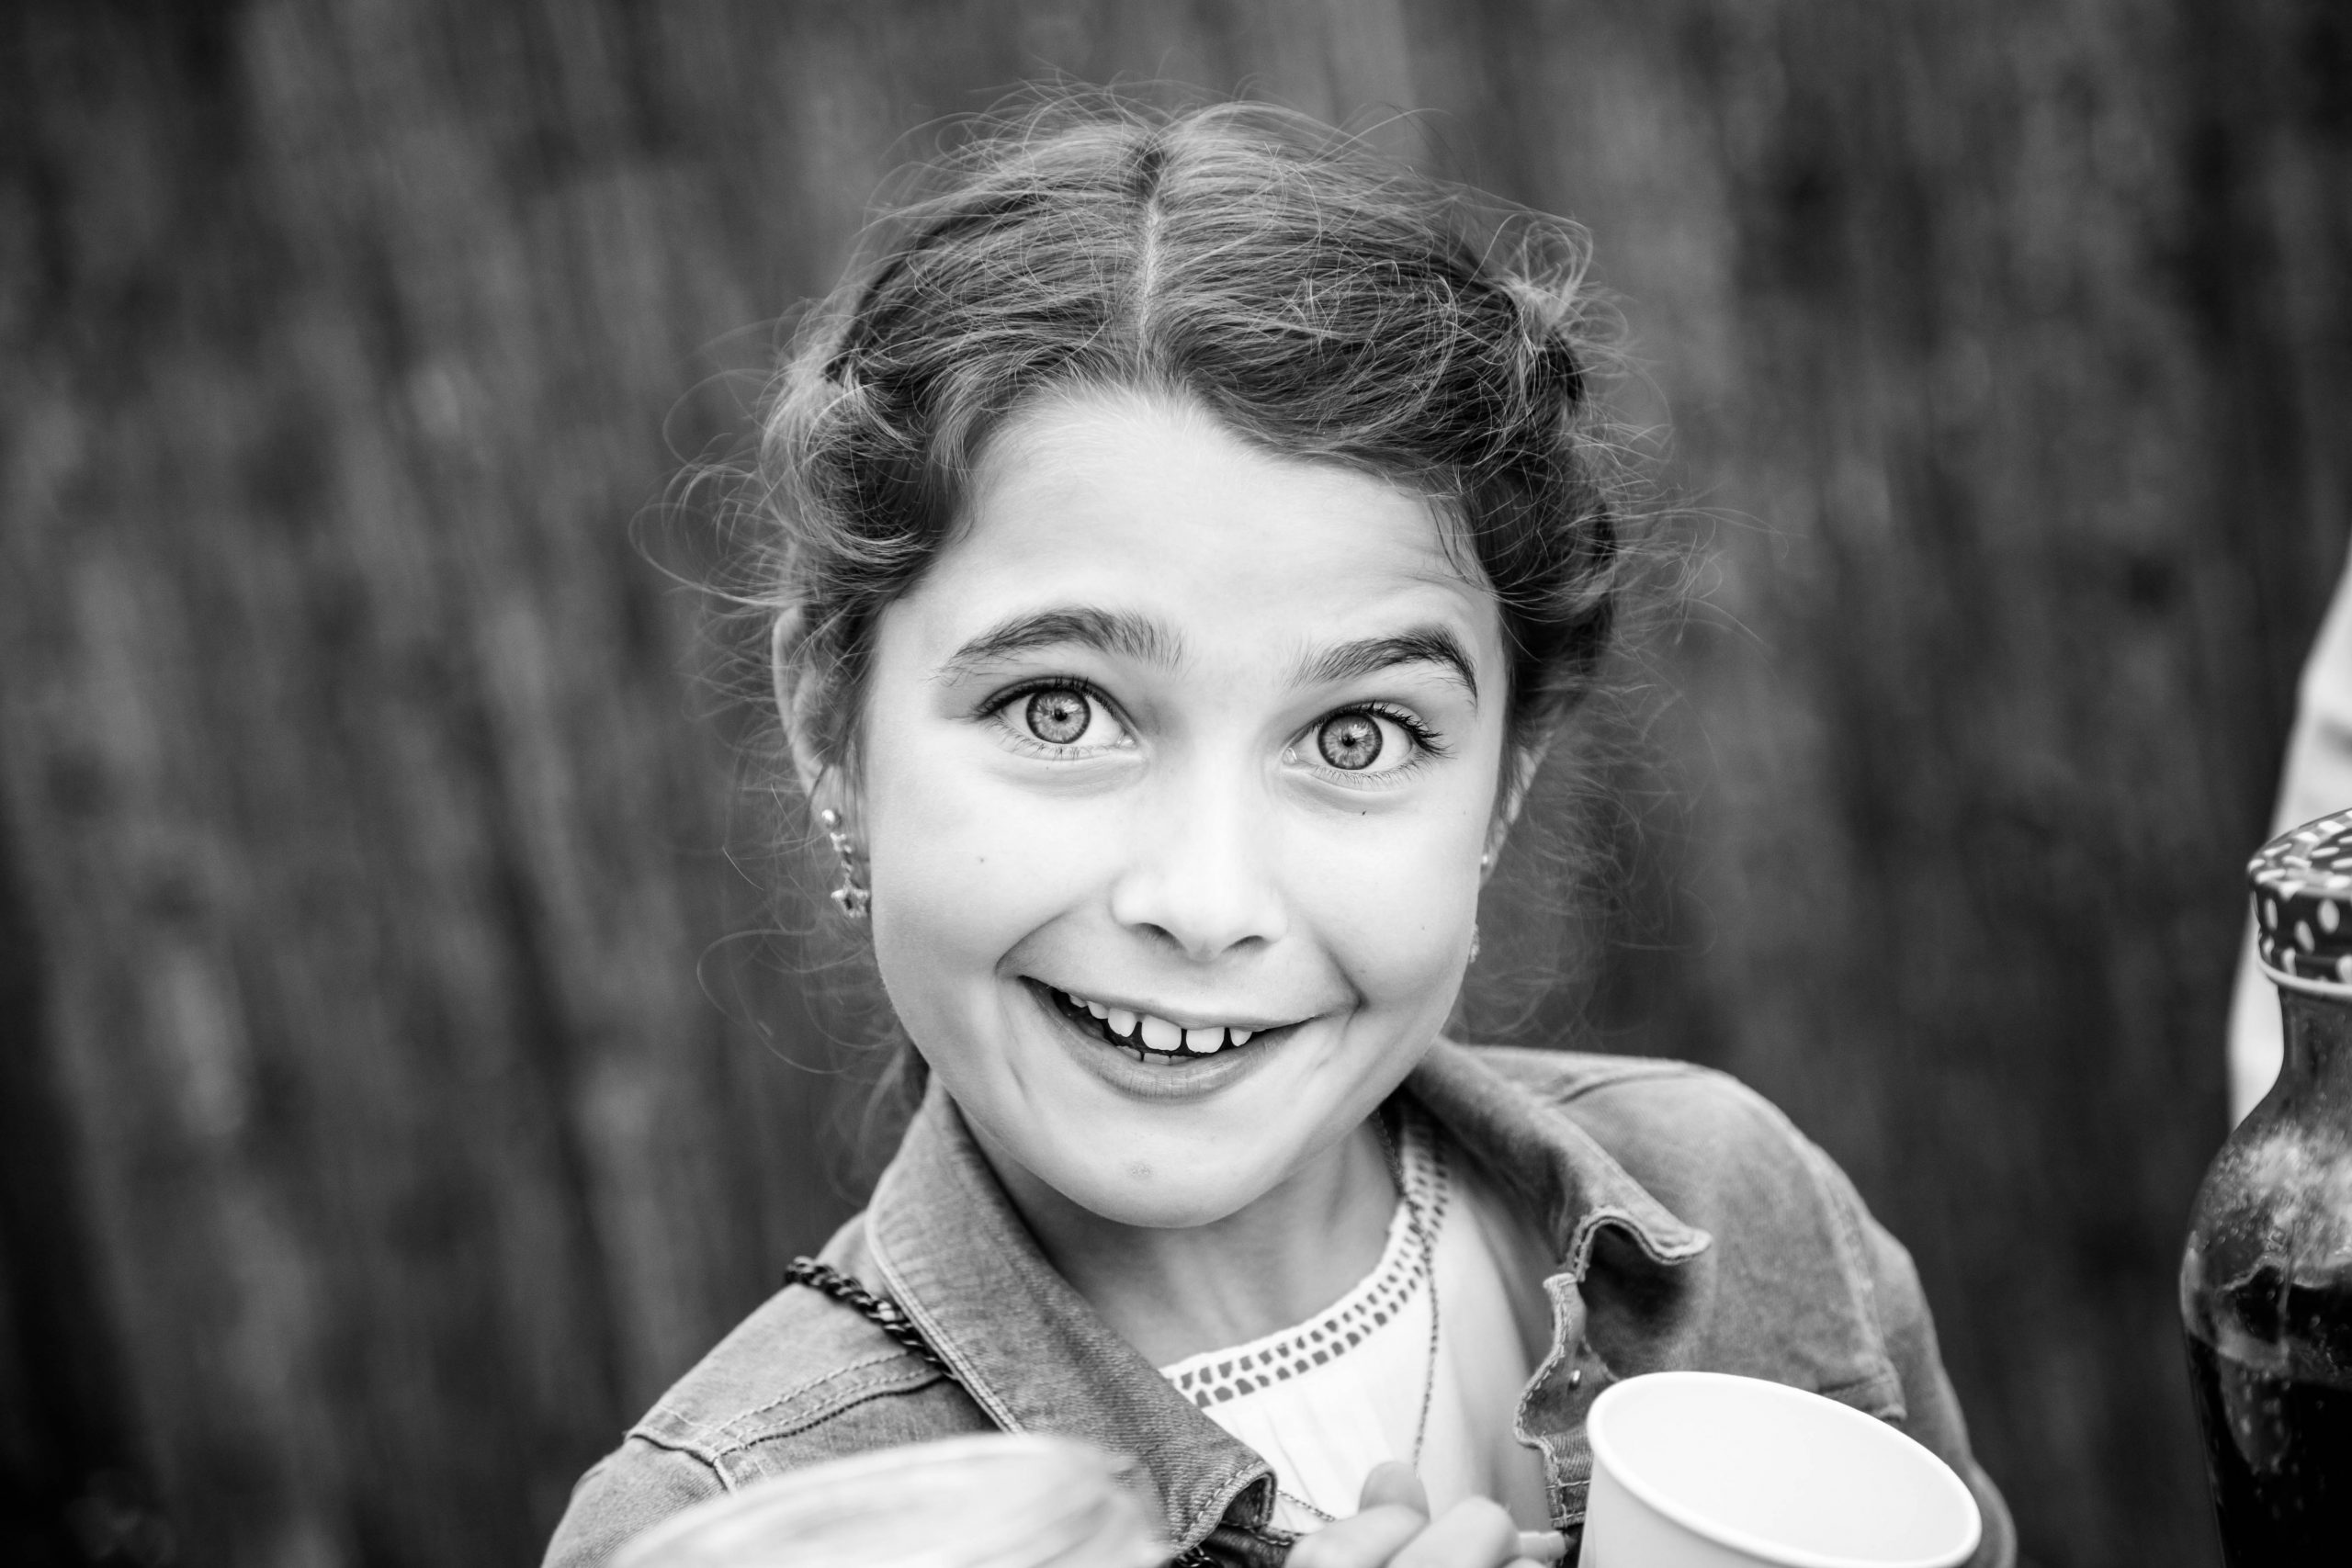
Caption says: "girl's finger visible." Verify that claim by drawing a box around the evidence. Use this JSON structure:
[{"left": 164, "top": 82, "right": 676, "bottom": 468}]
[
  {"left": 1514, "top": 1531, "right": 1568, "bottom": 1563},
  {"left": 1389, "top": 1496, "right": 1521, "bottom": 1568},
  {"left": 1283, "top": 1505, "right": 1429, "bottom": 1568},
  {"left": 1357, "top": 1461, "right": 1430, "bottom": 1516}
]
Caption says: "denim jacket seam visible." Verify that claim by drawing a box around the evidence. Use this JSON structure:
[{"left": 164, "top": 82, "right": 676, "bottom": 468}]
[
  {"left": 1221, "top": 1518, "right": 1295, "bottom": 1557},
  {"left": 1203, "top": 1517, "right": 1295, "bottom": 1568},
  {"left": 639, "top": 1349, "right": 947, "bottom": 1458},
  {"left": 869, "top": 1182, "right": 1032, "bottom": 1438},
  {"left": 1561, "top": 1201, "right": 1713, "bottom": 1277},
  {"left": 724, "top": 1360, "right": 954, "bottom": 1453},
  {"left": 1174, "top": 1469, "right": 1284, "bottom": 1557},
  {"left": 715, "top": 1351, "right": 948, "bottom": 1450},
  {"left": 612, "top": 1422, "right": 729, "bottom": 1480},
  {"left": 1512, "top": 1273, "right": 1593, "bottom": 1529}
]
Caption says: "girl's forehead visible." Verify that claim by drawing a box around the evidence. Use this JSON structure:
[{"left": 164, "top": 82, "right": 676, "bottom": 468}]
[{"left": 920, "top": 388, "right": 1499, "bottom": 640}]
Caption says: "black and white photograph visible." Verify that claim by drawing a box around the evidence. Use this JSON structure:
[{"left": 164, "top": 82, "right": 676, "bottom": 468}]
[{"left": 4, "top": 6, "right": 2348, "bottom": 1568}]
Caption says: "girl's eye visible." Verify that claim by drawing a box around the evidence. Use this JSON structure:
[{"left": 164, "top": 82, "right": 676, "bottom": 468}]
[
  {"left": 1311, "top": 709, "right": 1423, "bottom": 774},
  {"left": 1017, "top": 686, "right": 1111, "bottom": 747},
  {"left": 1026, "top": 688, "right": 1090, "bottom": 744},
  {"left": 1318, "top": 713, "right": 1384, "bottom": 770}
]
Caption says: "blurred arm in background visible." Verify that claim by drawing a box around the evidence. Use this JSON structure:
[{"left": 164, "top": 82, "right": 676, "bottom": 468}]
[{"left": 2229, "top": 542, "right": 2352, "bottom": 1122}]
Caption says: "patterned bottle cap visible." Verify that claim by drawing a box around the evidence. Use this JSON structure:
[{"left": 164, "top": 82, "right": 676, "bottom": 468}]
[{"left": 2251, "top": 807, "right": 2352, "bottom": 988}]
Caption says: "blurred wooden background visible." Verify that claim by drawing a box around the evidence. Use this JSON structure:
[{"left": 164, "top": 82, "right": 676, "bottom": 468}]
[{"left": 4, "top": 3, "right": 2346, "bottom": 1566}]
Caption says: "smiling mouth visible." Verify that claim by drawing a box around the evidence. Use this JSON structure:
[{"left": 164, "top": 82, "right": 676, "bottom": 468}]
[{"left": 1024, "top": 979, "right": 1295, "bottom": 1066}]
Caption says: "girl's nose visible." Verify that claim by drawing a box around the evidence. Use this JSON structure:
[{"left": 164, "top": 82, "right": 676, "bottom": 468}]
[{"left": 1106, "top": 768, "right": 1288, "bottom": 962}]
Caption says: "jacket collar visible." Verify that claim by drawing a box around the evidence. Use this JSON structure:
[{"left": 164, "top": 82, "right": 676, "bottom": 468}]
[
  {"left": 862, "top": 1041, "right": 1708, "bottom": 1551},
  {"left": 1404, "top": 1044, "right": 1710, "bottom": 1278}
]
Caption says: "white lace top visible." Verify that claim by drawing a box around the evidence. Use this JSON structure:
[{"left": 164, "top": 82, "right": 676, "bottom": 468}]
[{"left": 1157, "top": 1114, "right": 1551, "bottom": 1533}]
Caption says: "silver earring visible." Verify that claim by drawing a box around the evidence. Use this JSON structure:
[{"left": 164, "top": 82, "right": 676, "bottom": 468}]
[
  {"left": 1468, "top": 924, "right": 1481, "bottom": 964},
  {"left": 817, "top": 807, "right": 869, "bottom": 919}
]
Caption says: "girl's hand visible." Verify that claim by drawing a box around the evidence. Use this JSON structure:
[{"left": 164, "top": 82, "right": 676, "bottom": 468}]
[{"left": 1283, "top": 1463, "right": 1566, "bottom": 1568}]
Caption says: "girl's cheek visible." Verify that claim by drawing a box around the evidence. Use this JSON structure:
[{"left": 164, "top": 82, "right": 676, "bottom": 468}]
[
  {"left": 1293, "top": 828, "right": 1481, "bottom": 987},
  {"left": 865, "top": 750, "right": 1111, "bottom": 942}
]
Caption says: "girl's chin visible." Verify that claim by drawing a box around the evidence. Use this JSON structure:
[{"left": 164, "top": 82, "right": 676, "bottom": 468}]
[
  {"left": 1021, "top": 1155, "right": 1287, "bottom": 1232},
  {"left": 967, "top": 1081, "right": 1321, "bottom": 1229},
  {"left": 989, "top": 1085, "right": 1373, "bottom": 1232}
]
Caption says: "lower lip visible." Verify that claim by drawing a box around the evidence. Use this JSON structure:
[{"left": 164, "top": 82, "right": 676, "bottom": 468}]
[{"left": 1022, "top": 980, "right": 1291, "bottom": 1100}]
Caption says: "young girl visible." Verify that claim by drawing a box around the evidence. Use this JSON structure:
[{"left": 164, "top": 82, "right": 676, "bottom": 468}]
[{"left": 546, "top": 98, "right": 2014, "bottom": 1568}]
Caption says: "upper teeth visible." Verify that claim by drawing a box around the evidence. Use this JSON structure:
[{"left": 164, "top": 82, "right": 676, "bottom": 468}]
[{"left": 1061, "top": 991, "right": 1256, "bottom": 1053}]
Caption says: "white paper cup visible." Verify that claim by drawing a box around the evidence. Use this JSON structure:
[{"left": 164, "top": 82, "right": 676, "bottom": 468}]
[{"left": 1581, "top": 1371, "right": 1982, "bottom": 1568}]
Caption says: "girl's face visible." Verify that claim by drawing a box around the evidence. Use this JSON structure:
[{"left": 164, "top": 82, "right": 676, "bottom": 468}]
[{"left": 852, "top": 388, "right": 1512, "bottom": 1230}]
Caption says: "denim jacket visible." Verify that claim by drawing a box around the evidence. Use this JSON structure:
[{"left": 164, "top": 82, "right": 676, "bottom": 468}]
[{"left": 545, "top": 1044, "right": 2016, "bottom": 1568}]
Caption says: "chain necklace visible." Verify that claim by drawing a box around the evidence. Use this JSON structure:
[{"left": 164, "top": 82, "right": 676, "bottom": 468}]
[{"left": 1275, "top": 1111, "right": 1442, "bottom": 1528}]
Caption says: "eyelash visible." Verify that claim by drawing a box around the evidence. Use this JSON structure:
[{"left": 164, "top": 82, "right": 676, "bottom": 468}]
[{"left": 1295, "top": 703, "right": 1450, "bottom": 789}]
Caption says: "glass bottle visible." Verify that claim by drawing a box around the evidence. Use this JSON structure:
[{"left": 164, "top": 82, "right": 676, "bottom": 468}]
[
  {"left": 2181, "top": 808, "right": 2352, "bottom": 1567},
  {"left": 613, "top": 1432, "right": 1170, "bottom": 1568}
]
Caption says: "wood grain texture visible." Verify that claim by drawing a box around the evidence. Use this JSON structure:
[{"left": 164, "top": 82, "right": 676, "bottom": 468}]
[{"left": 3, "top": 3, "right": 2346, "bottom": 1565}]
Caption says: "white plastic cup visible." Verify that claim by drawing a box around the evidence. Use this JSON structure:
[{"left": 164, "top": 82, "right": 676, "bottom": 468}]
[{"left": 1581, "top": 1371, "right": 1983, "bottom": 1568}]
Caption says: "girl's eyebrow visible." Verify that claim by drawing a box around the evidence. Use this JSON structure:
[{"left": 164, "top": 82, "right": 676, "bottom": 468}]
[
  {"left": 935, "top": 610, "right": 1477, "bottom": 704},
  {"left": 935, "top": 607, "right": 1184, "bottom": 682},
  {"left": 1295, "top": 627, "right": 1480, "bottom": 705}
]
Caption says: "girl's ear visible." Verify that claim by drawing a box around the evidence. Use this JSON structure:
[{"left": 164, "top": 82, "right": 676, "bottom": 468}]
[
  {"left": 774, "top": 609, "right": 866, "bottom": 837},
  {"left": 1484, "top": 734, "right": 1552, "bottom": 879},
  {"left": 772, "top": 610, "right": 828, "bottom": 802}
]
